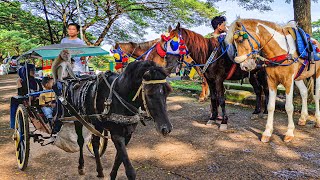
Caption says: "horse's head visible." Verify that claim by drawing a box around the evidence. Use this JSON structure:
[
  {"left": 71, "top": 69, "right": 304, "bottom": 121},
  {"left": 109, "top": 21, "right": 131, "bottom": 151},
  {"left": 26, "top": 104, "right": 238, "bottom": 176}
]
[
  {"left": 153, "top": 25, "right": 185, "bottom": 74},
  {"left": 140, "top": 66, "right": 173, "bottom": 136},
  {"left": 227, "top": 20, "right": 260, "bottom": 71},
  {"left": 161, "top": 23, "right": 190, "bottom": 72}
]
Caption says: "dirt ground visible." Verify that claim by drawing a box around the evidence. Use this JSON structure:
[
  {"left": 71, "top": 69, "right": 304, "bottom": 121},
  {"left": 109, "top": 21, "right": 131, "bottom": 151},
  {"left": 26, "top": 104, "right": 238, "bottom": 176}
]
[{"left": 1, "top": 73, "right": 320, "bottom": 180}]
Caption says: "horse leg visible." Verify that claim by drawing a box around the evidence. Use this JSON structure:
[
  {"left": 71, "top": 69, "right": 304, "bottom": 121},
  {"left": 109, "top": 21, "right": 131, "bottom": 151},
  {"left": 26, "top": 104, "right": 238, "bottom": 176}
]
[
  {"left": 295, "top": 80, "right": 309, "bottom": 126},
  {"left": 206, "top": 81, "right": 218, "bottom": 125},
  {"left": 75, "top": 122, "right": 85, "bottom": 175},
  {"left": 216, "top": 78, "right": 228, "bottom": 130},
  {"left": 110, "top": 133, "right": 135, "bottom": 180},
  {"left": 283, "top": 77, "right": 295, "bottom": 142},
  {"left": 261, "top": 78, "right": 279, "bottom": 143},
  {"left": 249, "top": 73, "right": 262, "bottom": 119},
  {"left": 261, "top": 75, "right": 269, "bottom": 117},
  {"left": 203, "top": 78, "right": 210, "bottom": 100},
  {"left": 92, "top": 129, "right": 106, "bottom": 177},
  {"left": 110, "top": 133, "right": 133, "bottom": 180},
  {"left": 195, "top": 67, "right": 207, "bottom": 102},
  {"left": 313, "top": 77, "right": 320, "bottom": 128}
]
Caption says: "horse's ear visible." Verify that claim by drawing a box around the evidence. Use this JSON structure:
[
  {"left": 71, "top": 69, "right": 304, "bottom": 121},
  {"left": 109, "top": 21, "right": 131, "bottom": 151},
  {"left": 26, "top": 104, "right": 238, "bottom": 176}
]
[
  {"left": 165, "top": 67, "right": 174, "bottom": 75},
  {"left": 235, "top": 21, "right": 242, "bottom": 28},
  {"left": 176, "top": 22, "right": 181, "bottom": 30},
  {"left": 168, "top": 25, "right": 172, "bottom": 32}
]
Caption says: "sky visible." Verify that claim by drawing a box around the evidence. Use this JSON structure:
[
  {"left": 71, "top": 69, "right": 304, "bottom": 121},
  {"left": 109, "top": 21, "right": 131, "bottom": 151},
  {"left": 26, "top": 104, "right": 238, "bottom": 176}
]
[{"left": 144, "top": 0, "right": 320, "bottom": 40}]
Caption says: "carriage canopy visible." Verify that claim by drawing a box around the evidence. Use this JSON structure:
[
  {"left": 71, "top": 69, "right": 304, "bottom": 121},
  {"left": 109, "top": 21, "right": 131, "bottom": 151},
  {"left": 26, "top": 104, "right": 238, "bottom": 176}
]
[{"left": 17, "top": 43, "right": 109, "bottom": 60}]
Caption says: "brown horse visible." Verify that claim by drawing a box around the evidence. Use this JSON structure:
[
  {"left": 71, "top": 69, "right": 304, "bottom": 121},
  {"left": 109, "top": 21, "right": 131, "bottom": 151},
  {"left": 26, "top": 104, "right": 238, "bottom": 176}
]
[
  {"left": 167, "top": 23, "right": 269, "bottom": 130},
  {"left": 228, "top": 18, "right": 320, "bottom": 142},
  {"left": 115, "top": 33, "right": 210, "bottom": 102}
]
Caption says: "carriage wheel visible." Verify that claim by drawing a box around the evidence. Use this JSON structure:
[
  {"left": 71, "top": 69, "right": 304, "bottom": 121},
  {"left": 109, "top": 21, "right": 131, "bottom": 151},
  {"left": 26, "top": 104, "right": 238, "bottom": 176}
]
[
  {"left": 14, "top": 105, "right": 30, "bottom": 170},
  {"left": 86, "top": 130, "right": 107, "bottom": 157}
]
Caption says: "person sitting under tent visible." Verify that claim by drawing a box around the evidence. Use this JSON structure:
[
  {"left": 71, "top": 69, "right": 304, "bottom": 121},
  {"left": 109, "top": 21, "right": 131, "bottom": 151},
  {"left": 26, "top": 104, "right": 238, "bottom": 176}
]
[{"left": 17, "top": 64, "right": 43, "bottom": 96}]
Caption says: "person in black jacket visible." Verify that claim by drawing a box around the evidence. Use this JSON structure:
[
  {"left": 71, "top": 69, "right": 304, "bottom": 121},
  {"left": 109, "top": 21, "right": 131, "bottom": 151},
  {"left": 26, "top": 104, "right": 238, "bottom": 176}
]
[{"left": 17, "top": 64, "right": 43, "bottom": 96}]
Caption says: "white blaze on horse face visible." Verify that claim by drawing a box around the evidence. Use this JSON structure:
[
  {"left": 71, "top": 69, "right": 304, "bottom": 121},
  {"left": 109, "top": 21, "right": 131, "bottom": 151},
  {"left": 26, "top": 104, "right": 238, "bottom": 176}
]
[
  {"left": 239, "top": 58, "right": 257, "bottom": 71},
  {"left": 234, "top": 55, "right": 247, "bottom": 63},
  {"left": 257, "top": 23, "right": 296, "bottom": 54}
]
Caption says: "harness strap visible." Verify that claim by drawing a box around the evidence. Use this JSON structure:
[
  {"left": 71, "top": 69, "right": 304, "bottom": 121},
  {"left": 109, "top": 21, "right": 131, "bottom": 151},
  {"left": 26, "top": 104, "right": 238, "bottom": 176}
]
[
  {"left": 294, "top": 59, "right": 309, "bottom": 79},
  {"left": 132, "top": 79, "right": 167, "bottom": 118},
  {"left": 269, "top": 54, "right": 290, "bottom": 62},
  {"left": 100, "top": 74, "right": 139, "bottom": 115},
  {"left": 136, "top": 44, "right": 156, "bottom": 60},
  {"left": 155, "top": 43, "right": 166, "bottom": 58},
  {"left": 201, "top": 47, "right": 219, "bottom": 74},
  {"left": 104, "top": 76, "right": 119, "bottom": 114}
]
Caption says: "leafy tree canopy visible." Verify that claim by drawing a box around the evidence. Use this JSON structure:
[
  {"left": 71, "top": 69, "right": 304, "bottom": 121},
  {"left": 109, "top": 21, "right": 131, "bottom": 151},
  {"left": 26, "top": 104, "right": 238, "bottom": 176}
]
[{"left": 16, "top": 0, "right": 221, "bottom": 45}]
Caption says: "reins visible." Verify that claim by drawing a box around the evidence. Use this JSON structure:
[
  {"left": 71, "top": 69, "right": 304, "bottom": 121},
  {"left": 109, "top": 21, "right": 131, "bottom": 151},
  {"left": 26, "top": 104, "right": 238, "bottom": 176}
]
[{"left": 100, "top": 73, "right": 167, "bottom": 121}]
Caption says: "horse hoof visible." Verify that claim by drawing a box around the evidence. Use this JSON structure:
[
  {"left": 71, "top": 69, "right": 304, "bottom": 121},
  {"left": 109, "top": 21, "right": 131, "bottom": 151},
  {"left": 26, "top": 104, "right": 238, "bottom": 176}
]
[
  {"left": 298, "top": 119, "right": 307, "bottom": 126},
  {"left": 250, "top": 114, "right": 259, "bottom": 120},
  {"left": 284, "top": 135, "right": 294, "bottom": 142},
  {"left": 199, "top": 97, "right": 206, "bottom": 102},
  {"left": 206, "top": 120, "right": 215, "bottom": 126},
  {"left": 219, "top": 124, "right": 228, "bottom": 131},
  {"left": 78, "top": 169, "right": 85, "bottom": 175},
  {"left": 261, "top": 135, "right": 271, "bottom": 143}
]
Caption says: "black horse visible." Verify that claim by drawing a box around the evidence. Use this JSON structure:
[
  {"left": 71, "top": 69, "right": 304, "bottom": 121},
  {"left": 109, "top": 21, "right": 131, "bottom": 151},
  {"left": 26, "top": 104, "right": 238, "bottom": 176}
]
[
  {"left": 167, "top": 23, "right": 268, "bottom": 130},
  {"left": 65, "top": 61, "right": 172, "bottom": 179}
]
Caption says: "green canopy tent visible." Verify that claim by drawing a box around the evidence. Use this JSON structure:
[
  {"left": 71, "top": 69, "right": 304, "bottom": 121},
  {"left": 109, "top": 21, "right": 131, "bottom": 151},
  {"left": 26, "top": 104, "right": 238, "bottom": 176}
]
[{"left": 17, "top": 43, "right": 109, "bottom": 60}]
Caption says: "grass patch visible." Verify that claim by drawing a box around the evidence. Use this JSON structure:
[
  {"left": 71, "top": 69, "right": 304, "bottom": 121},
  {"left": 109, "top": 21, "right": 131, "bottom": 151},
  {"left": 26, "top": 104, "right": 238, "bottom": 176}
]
[
  {"left": 169, "top": 80, "right": 202, "bottom": 92},
  {"left": 170, "top": 80, "right": 286, "bottom": 95}
]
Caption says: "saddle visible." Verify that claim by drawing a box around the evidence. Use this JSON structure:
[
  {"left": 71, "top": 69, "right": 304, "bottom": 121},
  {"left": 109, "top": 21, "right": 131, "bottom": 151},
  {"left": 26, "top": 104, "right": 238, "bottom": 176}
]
[{"left": 291, "top": 27, "right": 320, "bottom": 61}]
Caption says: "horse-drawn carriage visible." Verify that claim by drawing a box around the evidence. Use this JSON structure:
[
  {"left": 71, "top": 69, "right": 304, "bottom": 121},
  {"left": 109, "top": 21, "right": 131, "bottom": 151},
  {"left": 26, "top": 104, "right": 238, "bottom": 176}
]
[
  {"left": 10, "top": 43, "right": 110, "bottom": 170},
  {"left": 10, "top": 42, "right": 173, "bottom": 179}
]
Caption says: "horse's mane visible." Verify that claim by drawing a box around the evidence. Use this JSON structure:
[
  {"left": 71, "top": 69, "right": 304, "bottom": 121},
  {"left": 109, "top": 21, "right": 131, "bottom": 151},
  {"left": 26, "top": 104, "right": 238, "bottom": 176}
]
[
  {"left": 122, "top": 61, "right": 168, "bottom": 84},
  {"left": 225, "top": 18, "right": 297, "bottom": 44},
  {"left": 179, "top": 28, "right": 219, "bottom": 64},
  {"left": 115, "top": 39, "right": 159, "bottom": 52},
  {"left": 132, "top": 39, "right": 159, "bottom": 50}
]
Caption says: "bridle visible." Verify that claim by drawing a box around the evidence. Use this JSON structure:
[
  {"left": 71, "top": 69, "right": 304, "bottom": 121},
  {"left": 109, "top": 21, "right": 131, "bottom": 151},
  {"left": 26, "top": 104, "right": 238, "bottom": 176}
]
[
  {"left": 232, "top": 24, "right": 261, "bottom": 64},
  {"left": 132, "top": 77, "right": 167, "bottom": 119},
  {"left": 233, "top": 23, "right": 305, "bottom": 67},
  {"left": 102, "top": 72, "right": 167, "bottom": 121}
]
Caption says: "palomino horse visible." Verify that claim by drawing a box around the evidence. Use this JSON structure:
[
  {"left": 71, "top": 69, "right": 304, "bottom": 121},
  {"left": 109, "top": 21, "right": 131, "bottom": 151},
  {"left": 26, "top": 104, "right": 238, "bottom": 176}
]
[
  {"left": 167, "top": 23, "right": 269, "bottom": 130},
  {"left": 67, "top": 61, "right": 172, "bottom": 179},
  {"left": 115, "top": 30, "right": 210, "bottom": 102},
  {"left": 228, "top": 18, "right": 320, "bottom": 142}
]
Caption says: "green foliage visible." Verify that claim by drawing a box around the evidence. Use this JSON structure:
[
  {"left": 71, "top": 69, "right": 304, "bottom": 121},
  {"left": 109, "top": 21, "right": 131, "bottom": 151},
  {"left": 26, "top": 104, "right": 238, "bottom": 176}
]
[
  {"left": 0, "top": 30, "right": 39, "bottom": 55},
  {"left": 0, "top": 1, "right": 63, "bottom": 44},
  {"left": 312, "top": 19, "right": 320, "bottom": 41},
  {"left": 17, "top": 0, "right": 221, "bottom": 45}
]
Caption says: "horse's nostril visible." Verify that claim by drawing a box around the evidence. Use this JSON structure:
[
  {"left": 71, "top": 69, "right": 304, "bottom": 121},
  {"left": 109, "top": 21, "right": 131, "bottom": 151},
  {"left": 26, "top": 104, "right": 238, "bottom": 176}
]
[{"left": 161, "top": 127, "right": 169, "bottom": 135}]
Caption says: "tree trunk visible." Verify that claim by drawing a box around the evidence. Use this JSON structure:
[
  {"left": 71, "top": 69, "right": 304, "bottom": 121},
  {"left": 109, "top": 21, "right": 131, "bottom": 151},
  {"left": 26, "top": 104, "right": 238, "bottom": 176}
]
[
  {"left": 293, "top": 0, "right": 312, "bottom": 35},
  {"left": 42, "top": 0, "right": 54, "bottom": 44}
]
